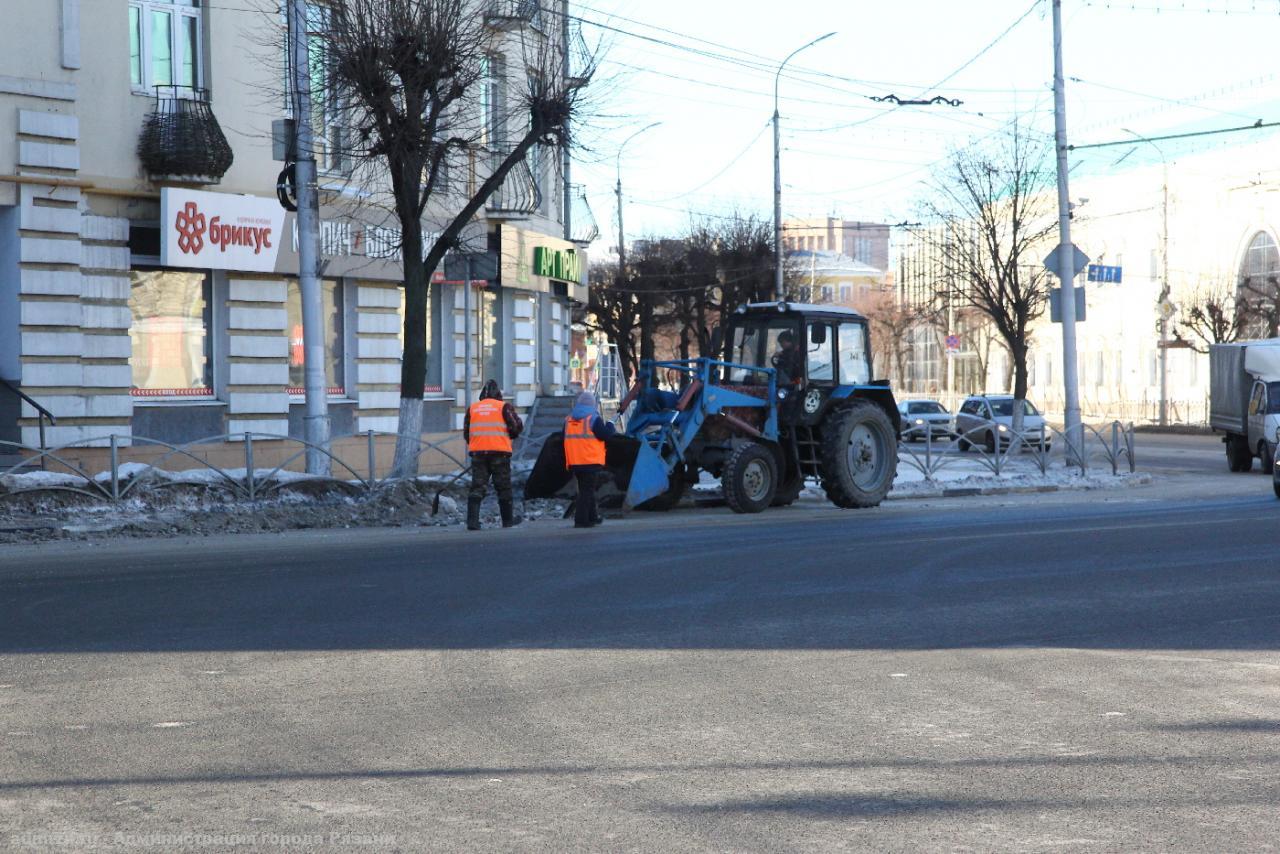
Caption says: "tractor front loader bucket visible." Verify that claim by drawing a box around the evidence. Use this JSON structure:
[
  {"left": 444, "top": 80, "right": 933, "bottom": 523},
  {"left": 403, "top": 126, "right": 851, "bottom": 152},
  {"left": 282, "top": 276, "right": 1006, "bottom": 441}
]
[
  {"left": 524, "top": 433, "right": 668, "bottom": 508},
  {"left": 523, "top": 433, "right": 572, "bottom": 499},
  {"left": 622, "top": 438, "right": 670, "bottom": 509}
]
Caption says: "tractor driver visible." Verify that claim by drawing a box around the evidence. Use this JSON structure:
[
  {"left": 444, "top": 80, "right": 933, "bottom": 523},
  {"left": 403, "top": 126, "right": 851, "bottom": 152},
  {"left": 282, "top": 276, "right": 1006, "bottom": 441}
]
[{"left": 771, "top": 329, "right": 804, "bottom": 389}]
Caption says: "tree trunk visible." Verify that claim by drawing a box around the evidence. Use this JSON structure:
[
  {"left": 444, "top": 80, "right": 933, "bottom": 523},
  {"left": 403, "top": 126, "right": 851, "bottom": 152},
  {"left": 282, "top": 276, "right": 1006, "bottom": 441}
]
[
  {"left": 391, "top": 181, "right": 429, "bottom": 478},
  {"left": 639, "top": 295, "right": 655, "bottom": 364}
]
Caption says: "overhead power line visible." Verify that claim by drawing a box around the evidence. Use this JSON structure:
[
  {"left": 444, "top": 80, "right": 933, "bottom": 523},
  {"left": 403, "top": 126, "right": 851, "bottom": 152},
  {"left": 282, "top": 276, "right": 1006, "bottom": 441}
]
[{"left": 1070, "top": 119, "right": 1280, "bottom": 150}]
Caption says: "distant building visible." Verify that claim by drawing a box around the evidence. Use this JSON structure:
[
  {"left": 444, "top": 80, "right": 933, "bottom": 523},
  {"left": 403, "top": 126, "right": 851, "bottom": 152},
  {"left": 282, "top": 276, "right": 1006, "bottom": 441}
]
[{"left": 783, "top": 217, "right": 891, "bottom": 272}]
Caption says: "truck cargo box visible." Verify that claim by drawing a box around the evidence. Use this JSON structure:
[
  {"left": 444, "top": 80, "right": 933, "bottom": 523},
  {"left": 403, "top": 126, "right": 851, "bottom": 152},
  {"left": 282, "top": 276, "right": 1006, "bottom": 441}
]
[{"left": 1210, "top": 343, "right": 1250, "bottom": 434}]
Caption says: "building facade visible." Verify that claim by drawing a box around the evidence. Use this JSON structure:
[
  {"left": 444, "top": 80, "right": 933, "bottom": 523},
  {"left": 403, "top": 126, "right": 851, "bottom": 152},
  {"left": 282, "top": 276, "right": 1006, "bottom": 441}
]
[
  {"left": 0, "top": 0, "right": 593, "bottom": 451},
  {"left": 892, "top": 134, "right": 1280, "bottom": 424}
]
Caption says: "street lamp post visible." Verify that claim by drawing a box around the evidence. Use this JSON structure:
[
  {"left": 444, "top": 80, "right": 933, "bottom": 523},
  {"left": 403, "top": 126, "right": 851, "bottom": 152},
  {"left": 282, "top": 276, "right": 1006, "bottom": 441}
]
[
  {"left": 615, "top": 121, "right": 661, "bottom": 288},
  {"left": 773, "top": 32, "right": 836, "bottom": 302},
  {"left": 616, "top": 122, "right": 661, "bottom": 359},
  {"left": 1122, "top": 128, "right": 1170, "bottom": 427}
]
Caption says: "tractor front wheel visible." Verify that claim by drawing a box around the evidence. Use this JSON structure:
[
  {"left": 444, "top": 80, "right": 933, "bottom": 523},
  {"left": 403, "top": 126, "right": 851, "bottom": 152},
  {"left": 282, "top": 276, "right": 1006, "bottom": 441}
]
[
  {"left": 723, "top": 442, "right": 778, "bottom": 514},
  {"left": 819, "top": 400, "right": 897, "bottom": 509}
]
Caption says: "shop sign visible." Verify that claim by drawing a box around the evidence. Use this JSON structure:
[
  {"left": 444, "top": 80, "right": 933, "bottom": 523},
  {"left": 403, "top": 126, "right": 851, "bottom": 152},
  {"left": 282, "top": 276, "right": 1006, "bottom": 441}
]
[
  {"left": 533, "top": 246, "right": 582, "bottom": 283},
  {"left": 161, "top": 188, "right": 285, "bottom": 273}
]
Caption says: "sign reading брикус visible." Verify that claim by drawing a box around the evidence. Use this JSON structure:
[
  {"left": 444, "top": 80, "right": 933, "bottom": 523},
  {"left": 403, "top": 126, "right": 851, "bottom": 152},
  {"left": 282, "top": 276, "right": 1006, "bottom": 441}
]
[{"left": 161, "top": 188, "right": 286, "bottom": 273}]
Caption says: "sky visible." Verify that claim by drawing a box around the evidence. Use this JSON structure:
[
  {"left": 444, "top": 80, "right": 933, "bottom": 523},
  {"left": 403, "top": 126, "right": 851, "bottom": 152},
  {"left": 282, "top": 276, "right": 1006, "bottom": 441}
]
[{"left": 568, "top": 0, "right": 1280, "bottom": 251}]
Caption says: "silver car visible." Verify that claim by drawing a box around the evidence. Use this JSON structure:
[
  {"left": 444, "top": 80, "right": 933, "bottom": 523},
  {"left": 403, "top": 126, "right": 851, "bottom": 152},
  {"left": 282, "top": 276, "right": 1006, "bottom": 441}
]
[
  {"left": 955, "top": 394, "right": 1051, "bottom": 452},
  {"left": 898, "top": 399, "right": 954, "bottom": 442}
]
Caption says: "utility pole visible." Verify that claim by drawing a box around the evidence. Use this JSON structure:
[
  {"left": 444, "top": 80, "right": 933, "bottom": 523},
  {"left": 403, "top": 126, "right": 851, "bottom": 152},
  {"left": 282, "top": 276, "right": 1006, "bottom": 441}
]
[
  {"left": 1051, "top": 0, "right": 1082, "bottom": 461},
  {"left": 774, "top": 32, "right": 836, "bottom": 302},
  {"left": 287, "top": 0, "right": 329, "bottom": 475},
  {"left": 561, "top": 0, "right": 572, "bottom": 243},
  {"left": 615, "top": 122, "right": 659, "bottom": 359}
]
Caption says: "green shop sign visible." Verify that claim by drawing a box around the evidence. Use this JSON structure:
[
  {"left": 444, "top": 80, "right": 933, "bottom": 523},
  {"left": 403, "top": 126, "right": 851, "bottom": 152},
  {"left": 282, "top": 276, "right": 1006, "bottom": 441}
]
[{"left": 533, "top": 246, "right": 582, "bottom": 283}]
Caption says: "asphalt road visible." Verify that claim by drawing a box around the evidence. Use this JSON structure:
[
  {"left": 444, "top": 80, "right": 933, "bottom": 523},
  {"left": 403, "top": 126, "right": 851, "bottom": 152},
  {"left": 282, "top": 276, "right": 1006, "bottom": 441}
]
[
  {"left": 1131, "top": 431, "right": 1229, "bottom": 475},
  {"left": 1, "top": 482, "right": 1279, "bottom": 851}
]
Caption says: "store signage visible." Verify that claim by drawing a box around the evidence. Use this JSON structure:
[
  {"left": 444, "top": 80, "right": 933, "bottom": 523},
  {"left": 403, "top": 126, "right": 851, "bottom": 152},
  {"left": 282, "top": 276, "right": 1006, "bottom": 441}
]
[
  {"left": 533, "top": 246, "right": 581, "bottom": 283},
  {"left": 161, "top": 189, "right": 285, "bottom": 273}
]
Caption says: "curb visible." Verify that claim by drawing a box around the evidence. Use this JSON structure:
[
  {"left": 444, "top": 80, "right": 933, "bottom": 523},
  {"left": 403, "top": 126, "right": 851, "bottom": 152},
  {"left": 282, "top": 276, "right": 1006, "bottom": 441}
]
[{"left": 888, "top": 473, "right": 1152, "bottom": 502}]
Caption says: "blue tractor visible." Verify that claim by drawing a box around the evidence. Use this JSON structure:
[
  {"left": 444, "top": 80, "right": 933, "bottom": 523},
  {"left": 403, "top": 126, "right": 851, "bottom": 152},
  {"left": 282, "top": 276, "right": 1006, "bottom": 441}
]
[{"left": 527, "top": 301, "right": 900, "bottom": 513}]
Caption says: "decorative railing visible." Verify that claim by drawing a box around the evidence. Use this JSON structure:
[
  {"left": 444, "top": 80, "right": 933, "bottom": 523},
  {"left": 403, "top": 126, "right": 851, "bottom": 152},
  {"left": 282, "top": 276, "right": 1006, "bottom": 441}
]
[
  {"left": 896, "top": 418, "right": 1136, "bottom": 482},
  {"left": 137, "top": 85, "right": 234, "bottom": 184},
  {"left": 484, "top": 0, "right": 542, "bottom": 28},
  {"left": 570, "top": 183, "right": 599, "bottom": 245},
  {"left": 485, "top": 155, "right": 541, "bottom": 217},
  {"left": 0, "top": 432, "right": 467, "bottom": 504}
]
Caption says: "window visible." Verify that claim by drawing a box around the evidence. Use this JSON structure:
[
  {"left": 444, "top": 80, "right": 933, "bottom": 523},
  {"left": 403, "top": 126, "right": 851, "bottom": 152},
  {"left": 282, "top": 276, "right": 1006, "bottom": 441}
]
[
  {"left": 727, "top": 320, "right": 796, "bottom": 384},
  {"left": 129, "top": 1, "right": 202, "bottom": 93},
  {"left": 399, "top": 287, "right": 443, "bottom": 392},
  {"left": 482, "top": 54, "right": 506, "bottom": 151},
  {"left": 807, "top": 323, "right": 834, "bottom": 382},
  {"left": 1239, "top": 231, "right": 1279, "bottom": 339},
  {"left": 839, "top": 285, "right": 851, "bottom": 303},
  {"left": 128, "top": 270, "right": 213, "bottom": 395},
  {"left": 280, "top": 3, "right": 347, "bottom": 173},
  {"left": 838, "top": 322, "right": 870, "bottom": 385},
  {"left": 479, "top": 289, "right": 503, "bottom": 389},
  {"left": 286, "top": 278, "right": 344, "bottom": 394}
]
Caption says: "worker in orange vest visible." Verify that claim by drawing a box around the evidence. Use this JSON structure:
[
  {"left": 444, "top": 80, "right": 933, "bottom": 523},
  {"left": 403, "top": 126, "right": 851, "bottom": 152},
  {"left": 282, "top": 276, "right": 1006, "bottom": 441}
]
[
  {"left": 563, "top": 391, "right": 616, "bottom": 529},
  {"left": 463, "top": 379, "right": 524, "bottom": 531}
]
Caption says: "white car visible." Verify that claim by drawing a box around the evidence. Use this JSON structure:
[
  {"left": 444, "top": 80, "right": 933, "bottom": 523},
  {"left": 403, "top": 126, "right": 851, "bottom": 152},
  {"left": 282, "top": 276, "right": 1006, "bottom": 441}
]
[
  {"left": 897, "top": 399, "right": 954, "bottom": 442},
  {"left": 955, "top": 394, "right": 1051, "bottom": 453}
]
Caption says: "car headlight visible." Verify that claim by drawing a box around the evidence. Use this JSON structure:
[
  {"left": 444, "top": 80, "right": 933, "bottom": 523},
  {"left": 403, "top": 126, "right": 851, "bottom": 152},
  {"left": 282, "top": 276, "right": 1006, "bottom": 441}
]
[
  {"left": 914, "top": 418, "right": 925, "bottom": 425},
  {"left": 998, "top": 424, "right": 1008, "bottom": 432}
]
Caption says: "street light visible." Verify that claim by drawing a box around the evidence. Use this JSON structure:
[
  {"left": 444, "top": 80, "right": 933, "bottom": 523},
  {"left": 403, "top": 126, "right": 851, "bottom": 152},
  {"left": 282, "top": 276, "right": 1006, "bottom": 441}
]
[
  {"left": 615, "top": 121, "right": 662, "bottom": 290},
  {"left": 773, "top": 31, "right": 836, "bottom": 302},
  {"left": 1122, "top": 127, "right": 1170, "bottom": 427}
]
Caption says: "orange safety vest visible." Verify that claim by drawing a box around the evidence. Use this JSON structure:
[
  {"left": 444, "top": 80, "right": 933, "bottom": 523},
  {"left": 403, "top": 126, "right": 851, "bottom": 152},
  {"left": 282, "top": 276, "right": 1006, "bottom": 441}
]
[
  {"left": 467, "top": 399, "right": 513, "bottom": 454},
  {"left": 564, "top": 414, "right": 606, "bottom": 467}
]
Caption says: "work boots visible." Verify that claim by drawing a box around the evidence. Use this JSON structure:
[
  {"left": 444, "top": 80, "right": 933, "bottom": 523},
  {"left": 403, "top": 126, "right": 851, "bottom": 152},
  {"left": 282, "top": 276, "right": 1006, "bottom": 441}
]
[
  {"left": 466, "top": 497, "right": 482, "bottom": 531},
  {"left": 499, "top": 499, "right": 521, "bottom": 528}
]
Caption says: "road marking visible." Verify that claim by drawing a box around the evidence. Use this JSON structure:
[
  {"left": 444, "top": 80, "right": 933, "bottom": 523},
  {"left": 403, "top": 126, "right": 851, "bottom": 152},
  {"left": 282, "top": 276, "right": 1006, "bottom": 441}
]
[{"left": 152, "top": 721, "right": 189, "bottom": 728}]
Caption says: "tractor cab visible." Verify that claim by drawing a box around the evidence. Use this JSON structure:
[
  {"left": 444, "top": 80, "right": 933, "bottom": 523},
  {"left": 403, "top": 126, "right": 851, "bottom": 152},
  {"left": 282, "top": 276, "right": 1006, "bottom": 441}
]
[{"left": 721, "top": 302, "right": 876, "bottom": 426}]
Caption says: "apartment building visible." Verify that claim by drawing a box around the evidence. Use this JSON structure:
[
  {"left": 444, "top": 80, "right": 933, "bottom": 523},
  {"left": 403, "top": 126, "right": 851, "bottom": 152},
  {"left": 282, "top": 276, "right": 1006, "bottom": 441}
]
[{"left": 0, "top": 0, "right": 596, "bottom": 451}]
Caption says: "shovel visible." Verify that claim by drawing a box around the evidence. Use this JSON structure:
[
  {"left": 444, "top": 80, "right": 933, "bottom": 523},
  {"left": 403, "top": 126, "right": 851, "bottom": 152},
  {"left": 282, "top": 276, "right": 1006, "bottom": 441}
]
[{"left": 431, "top": 464, "right": 472, "bottom": 516}]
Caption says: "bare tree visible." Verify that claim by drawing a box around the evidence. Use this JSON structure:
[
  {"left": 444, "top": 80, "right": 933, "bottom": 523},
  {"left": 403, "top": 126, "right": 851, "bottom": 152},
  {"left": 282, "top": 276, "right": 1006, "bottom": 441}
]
[
  {"left": 586, "top": 263, "right": 641, "bottom": 383},
  {"left": 919, "top": 124, "right": 1056, "bottom": 434},
  {"left": 865, "top": 293, "right": 922, "bottom": 388},
  {"left": 312, "top": 0, "right": 592, "bottom": 475},
  {"left": 1175, "top": 275, "right": 1248, "bottom": 352}
]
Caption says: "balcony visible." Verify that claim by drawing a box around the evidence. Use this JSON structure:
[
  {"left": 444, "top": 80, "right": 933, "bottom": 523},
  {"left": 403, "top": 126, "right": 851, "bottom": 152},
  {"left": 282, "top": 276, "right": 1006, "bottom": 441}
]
[
  {"left": 137, "top": 86, "right": 234, "bottom": 185},
  {"left": 569, "top": 184, "right": 599, "bottom": 245},
  {"left": 485, "top": 156, "right": 541, "bottom": 219},
  {"left": 484, "top": 0, "right": 541, "bottom": 30}
]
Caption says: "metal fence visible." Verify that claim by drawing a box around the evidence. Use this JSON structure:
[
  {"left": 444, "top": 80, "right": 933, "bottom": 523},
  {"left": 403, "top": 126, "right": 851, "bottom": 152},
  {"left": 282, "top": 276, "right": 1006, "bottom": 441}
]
[
  {"left": 896, "top": 418, "right": 1136, "bottom": 482},
  {"left": 0, "top": 431, "right": 469, "bottom": 504}
]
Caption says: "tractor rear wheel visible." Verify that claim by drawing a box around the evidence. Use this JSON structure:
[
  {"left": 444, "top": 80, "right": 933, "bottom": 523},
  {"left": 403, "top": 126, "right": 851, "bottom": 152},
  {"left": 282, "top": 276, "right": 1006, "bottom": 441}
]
[
  {"left": 819, "top": 400, "right": 897, "bottom": 509},
  {"left": 723, "top": 442, "right": 778, "bottom": 514}
]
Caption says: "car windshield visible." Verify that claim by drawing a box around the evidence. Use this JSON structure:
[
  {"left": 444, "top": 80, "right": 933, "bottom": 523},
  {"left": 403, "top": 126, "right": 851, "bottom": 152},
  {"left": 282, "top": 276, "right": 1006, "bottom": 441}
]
[
  {"left": 908, "top": 402, "right": 945, "bottom": 415},
  {"left": 988, "top": 399, "right": 1039, "bottom": 417}
]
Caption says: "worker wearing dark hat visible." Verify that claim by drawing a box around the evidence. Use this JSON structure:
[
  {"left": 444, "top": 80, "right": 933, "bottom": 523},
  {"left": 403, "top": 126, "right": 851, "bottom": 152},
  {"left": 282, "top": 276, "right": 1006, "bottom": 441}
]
[
  {"left": 463, "top": 379, "right": 524, "bottom": 531},
  {"left": 563, "top": 391, "right": 616, "bottom": 529}
]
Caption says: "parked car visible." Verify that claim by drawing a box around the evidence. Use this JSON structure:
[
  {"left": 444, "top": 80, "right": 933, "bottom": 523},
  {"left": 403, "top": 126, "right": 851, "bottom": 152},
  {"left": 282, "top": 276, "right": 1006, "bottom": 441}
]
[
  {"left": 897, "top": 399, "right": 954, "bottom": 442},
  {"left": 954, "top": 394, "right": 1051, "bottom": 453}
]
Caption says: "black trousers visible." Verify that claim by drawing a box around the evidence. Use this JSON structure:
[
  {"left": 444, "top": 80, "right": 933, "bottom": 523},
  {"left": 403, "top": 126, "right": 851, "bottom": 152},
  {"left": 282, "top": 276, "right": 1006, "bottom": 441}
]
[
  {"left": 571, "top": 464, "right": 603, "bottom": 527},
  {"left": 469, "top": 453, "right": 513, "bottom": 501}
]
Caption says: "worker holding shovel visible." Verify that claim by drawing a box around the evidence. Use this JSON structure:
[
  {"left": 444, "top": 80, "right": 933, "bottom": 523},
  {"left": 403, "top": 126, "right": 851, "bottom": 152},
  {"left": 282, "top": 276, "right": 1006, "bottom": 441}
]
[{"left": 463, "top": 379, "right": 524, "bottom": 531}]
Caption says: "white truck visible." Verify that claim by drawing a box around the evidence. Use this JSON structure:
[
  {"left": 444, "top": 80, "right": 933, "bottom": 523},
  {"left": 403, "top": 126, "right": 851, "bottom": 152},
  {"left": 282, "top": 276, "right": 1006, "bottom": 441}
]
[{"left": 1209, "top": 339, "right": 1280, "bottom": 474}]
